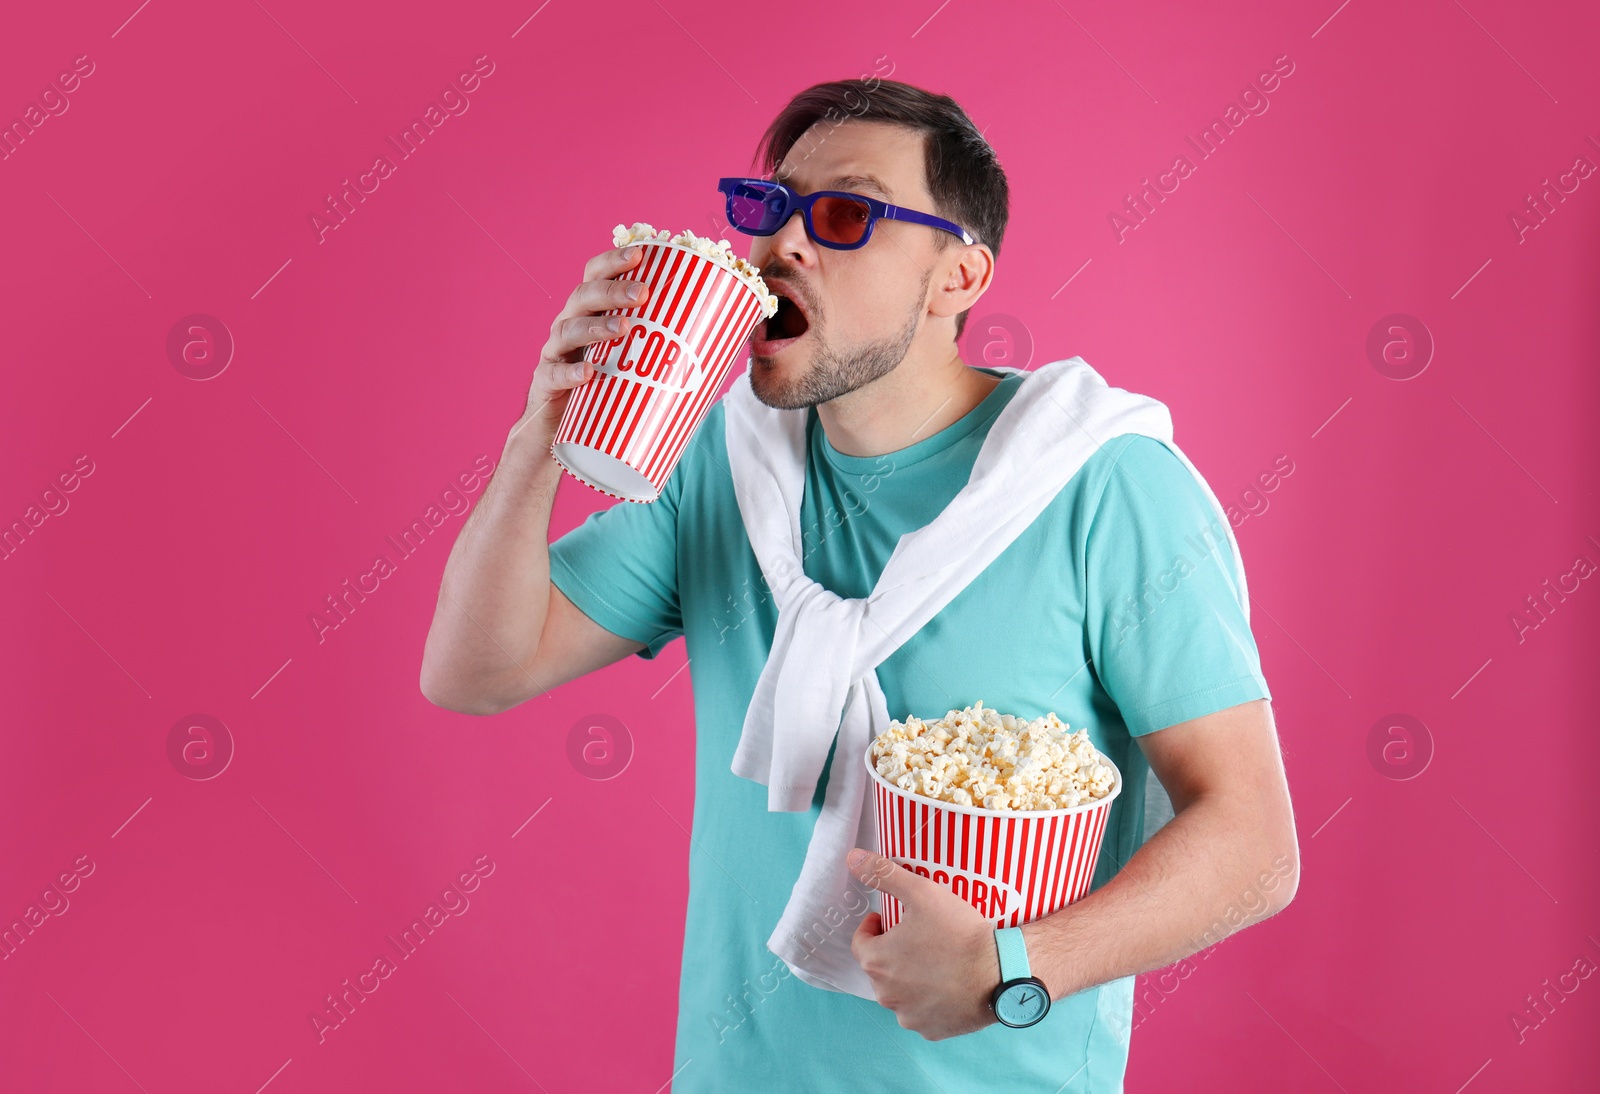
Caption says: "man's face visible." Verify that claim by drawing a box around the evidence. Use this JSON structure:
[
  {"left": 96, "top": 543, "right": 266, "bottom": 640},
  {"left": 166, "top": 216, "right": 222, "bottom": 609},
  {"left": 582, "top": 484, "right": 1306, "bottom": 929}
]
[{"left": 744, "top": 120, "right": 947, "bottom": 410}]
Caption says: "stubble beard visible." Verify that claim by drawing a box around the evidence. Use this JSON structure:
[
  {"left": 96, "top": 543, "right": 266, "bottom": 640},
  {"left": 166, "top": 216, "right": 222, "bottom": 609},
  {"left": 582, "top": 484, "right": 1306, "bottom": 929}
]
[{"left": 749, "top": 274, "right": 928, "bottom": 411}]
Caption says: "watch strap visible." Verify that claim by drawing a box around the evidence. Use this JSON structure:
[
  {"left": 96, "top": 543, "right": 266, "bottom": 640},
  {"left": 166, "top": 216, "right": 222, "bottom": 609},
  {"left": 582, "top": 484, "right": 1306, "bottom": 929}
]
[{"left": 994, "top": 926, "right": 1031, "bottom": 983}]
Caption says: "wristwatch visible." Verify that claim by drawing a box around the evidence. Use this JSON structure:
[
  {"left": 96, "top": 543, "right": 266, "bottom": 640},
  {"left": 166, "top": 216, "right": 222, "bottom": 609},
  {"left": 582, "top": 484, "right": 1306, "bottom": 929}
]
[{"left": 990, "top": 926, "right": 1051, "bottom": 1028}]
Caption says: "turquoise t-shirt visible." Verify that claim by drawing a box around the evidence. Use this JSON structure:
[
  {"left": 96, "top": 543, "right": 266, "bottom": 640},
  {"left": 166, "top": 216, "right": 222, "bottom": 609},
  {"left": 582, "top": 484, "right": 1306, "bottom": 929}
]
[{"left": 548, "top": 366, "right": 1271, "bottom": 1092}]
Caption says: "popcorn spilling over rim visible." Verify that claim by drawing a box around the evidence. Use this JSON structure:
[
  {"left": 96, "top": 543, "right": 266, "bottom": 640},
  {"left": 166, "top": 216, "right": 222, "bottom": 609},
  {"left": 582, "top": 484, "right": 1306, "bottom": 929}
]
[
  {"left": 871, "top": 700, "right": 1116, "bottom": 812},
  {"left": 613, "top": 222, "right": 779, "bottom": 319}
]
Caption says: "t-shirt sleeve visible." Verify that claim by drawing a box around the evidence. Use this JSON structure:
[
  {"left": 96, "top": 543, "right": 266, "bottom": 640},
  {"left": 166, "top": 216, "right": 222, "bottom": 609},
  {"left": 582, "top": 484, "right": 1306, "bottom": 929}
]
[
  {"left": 1084, "top": 435, "right": 1271, "bottom": 736},
  {"left": 547, "top": 461, "right": 685, "bottom": 661}
]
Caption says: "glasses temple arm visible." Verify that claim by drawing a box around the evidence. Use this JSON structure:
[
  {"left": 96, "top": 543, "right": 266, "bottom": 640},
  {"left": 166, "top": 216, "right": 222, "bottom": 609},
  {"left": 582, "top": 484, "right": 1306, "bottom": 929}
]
[{"left": 882, "top": 203, "right": 975, "bottom": 245}]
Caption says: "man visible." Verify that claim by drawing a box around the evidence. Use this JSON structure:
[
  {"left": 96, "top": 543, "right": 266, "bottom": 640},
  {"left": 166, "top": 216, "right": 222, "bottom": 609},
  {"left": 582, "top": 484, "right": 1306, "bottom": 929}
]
[{"left": 421, "top": 77, "right": 1299, "bottom": 1092}]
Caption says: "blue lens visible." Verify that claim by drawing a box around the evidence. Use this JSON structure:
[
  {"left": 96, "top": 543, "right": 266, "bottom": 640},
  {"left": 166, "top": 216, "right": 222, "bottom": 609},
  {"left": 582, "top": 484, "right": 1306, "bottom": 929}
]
[{"left": 729, "top": 181, "right": 785, "bottom": 232}]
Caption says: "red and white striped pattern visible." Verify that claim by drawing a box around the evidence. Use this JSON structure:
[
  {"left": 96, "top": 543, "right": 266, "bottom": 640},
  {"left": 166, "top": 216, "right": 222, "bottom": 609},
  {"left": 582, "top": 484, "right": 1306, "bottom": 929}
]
[
  {"left": 864, "top": 748, "right": 1120, "bottom": 931},
  {"left": 551, "top": 240, "right": 768, "bottom": 502}
]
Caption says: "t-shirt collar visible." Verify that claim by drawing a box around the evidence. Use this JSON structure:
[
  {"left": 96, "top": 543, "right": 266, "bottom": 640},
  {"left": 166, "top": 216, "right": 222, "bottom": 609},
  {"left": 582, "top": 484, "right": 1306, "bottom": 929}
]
[{"left": 809, "top": 367, "right": 1020, "bottom": 476}]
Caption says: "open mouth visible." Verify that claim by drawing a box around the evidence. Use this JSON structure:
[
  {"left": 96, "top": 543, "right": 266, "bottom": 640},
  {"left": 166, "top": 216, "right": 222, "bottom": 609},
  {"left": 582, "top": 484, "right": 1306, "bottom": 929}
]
[{"left": 751, "top": 284, "right": 811, "bottom": 356}]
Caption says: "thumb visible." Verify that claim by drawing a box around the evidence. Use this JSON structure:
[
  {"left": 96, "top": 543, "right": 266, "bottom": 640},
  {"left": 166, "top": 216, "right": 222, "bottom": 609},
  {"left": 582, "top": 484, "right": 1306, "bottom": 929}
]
[{"left": 847, "top": 847, "right": 924, "bottom": 904}]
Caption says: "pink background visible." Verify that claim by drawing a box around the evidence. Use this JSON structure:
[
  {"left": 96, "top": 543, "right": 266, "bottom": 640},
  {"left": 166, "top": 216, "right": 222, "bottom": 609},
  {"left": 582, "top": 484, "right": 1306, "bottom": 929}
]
[{"left": 2, "top": 1, "right": 1596, "bottom": 1090}]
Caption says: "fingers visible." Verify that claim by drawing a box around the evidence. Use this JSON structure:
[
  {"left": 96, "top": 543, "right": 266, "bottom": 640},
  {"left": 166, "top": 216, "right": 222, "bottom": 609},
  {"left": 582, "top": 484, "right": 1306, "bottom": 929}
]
[
  {"left": 549, "top": 312, "right": 633, "bottom": 363},
  {"left": 544, "top": 359, "right": 593, "bottom": 390},
  {"left": 524, "top": 245, "right": 654, "bottom": 428},
  {"left": 851, "top": 911, "right": 884, "bottom": 965},
  {"left": 542, "top": 248, "right": 653, "bottom": 366},
  {"left": 581, "top": 243, "right": 643, "bottom": 284},
  {"left": 850, "top": 849, "right": 902, "bottom": 892},
  {"left": 563, "top": 265, "right": 651, "bottom": 318}
]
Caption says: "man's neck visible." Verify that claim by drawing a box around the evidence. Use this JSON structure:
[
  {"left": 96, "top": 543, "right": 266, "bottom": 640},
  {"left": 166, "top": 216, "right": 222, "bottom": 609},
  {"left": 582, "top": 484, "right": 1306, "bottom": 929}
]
[{"left": 814, "top": 345, "right": 1004, "bottom": 459}]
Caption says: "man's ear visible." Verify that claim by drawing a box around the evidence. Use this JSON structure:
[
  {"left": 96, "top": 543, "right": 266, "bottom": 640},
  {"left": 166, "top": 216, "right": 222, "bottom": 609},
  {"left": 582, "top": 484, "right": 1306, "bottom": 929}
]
[{"left": 928, "top": 243, "right": 994, "bottom": 322}]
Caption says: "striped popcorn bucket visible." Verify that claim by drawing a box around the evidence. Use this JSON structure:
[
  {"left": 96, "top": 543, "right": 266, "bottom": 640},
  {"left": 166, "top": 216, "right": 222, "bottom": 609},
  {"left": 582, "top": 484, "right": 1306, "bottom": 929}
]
[
  {"left": 551, "top": 238, "right": 769, "bottom": 502},
  {"left": 862, "top": 744, "right": 1122, "bottom": 930}
]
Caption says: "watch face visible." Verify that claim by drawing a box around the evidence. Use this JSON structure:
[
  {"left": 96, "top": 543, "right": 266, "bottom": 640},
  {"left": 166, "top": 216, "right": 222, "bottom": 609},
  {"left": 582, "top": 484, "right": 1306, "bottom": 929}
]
[{"left": 994, "top": 979, "right": 1050, "bottom": 1027}]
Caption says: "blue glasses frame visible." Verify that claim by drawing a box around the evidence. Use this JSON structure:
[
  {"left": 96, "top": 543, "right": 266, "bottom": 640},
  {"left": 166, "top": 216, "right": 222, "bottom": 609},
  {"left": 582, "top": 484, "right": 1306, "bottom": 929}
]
[{"left": 717, "top": 177, "right": 975, "bottom": 250}]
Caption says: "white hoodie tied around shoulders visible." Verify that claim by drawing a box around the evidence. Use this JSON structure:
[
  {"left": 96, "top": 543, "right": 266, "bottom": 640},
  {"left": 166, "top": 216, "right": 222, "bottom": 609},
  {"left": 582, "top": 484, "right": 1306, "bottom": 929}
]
[{"left": 720, "top": 356, "right": 1247, "bottom": 999}]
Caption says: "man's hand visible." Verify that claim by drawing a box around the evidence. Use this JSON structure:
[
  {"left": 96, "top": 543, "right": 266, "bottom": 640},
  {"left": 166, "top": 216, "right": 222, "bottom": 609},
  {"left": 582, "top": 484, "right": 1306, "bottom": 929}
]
[
  {"left": 1020, "top": 699, "right": 1299, "bottom": 1003},
  {"left": 846, "top": 847, "right": 1001, "bottom": 1041}
]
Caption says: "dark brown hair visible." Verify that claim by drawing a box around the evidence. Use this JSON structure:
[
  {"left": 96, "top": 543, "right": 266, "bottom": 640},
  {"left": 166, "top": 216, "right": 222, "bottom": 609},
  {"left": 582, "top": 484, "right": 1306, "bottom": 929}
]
[{"left": 754, "top": 78, "right": 1008, "bottom": 340}]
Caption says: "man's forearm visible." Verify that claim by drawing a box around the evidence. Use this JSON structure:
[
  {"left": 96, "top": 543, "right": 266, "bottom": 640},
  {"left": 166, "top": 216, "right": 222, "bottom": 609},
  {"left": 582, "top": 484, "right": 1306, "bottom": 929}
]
[
  {"left": 1020, "top": 791, "right": 1299, "bottom": 1001},
  {"left": 419, "top": 416, "right": 565, "bottom": 712}
]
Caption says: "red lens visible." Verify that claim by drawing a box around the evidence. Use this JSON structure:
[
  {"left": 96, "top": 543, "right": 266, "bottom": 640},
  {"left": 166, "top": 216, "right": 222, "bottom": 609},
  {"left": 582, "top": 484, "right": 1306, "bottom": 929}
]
[{"left": 810, "top": 195, "right": 872, "bottom": 244}]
